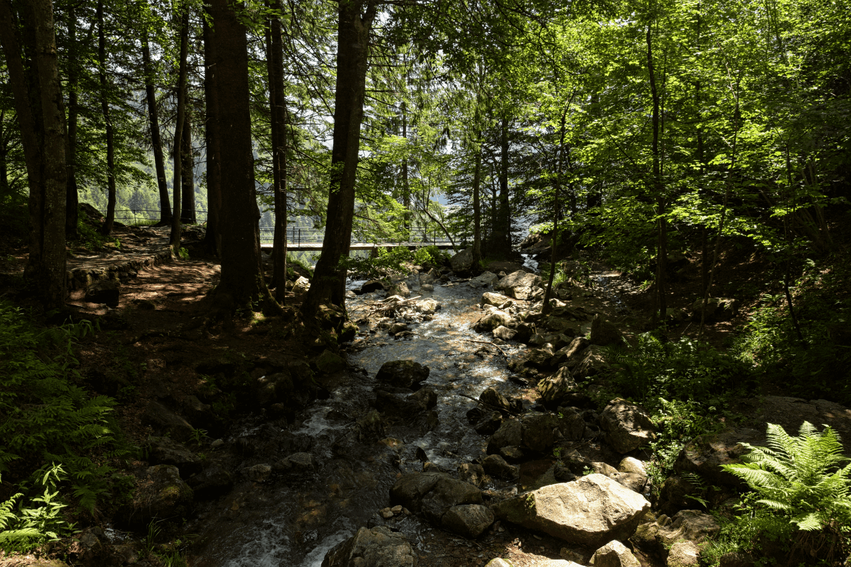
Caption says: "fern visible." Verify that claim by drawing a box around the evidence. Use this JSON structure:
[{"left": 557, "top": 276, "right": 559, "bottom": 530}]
[{"left": 722, "top": 421, "right": 851, "bottom": 532}]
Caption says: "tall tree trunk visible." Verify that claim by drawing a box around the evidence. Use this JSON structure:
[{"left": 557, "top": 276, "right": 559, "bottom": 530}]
[
  {"left": 202, "top": 16, "right": 221, "bottom": 255},
  {"left": 209, "top": 0, "right": 268, "bottom": 306},
  {"left": 0, "top": 0, "right": 67, "bottom": 308},
  {"left": 491, "top": 117, "right": 512, "bottom": 258},
  {"left": 64, "top": 2, "right": 78, "bottom": 239},
  {"left": 142, "top": 35, "right": 171, "bottom": 225},
  {"left": 543, "top": 108, "right": 568, "bottom": 315},
  {"left": 401, "top": 100, "right": 411, "bottom": 233},
  {"left": 266, "top": 0, "right": 288, "bottom": 297},
  {"left": 302, "top": 0, "right": 377, "bottom": 315},
  {"left": 647, "top": 20, "right": 667, "bottom": 326},
  {"left": 97, "top": 0, "right": 116, "bottom": 235},
  {"left": 180, "top": 110, "right": 195, "bottom": 223},
  {"left": 471, "top": 143, "right": 482, "bottom": 268},
  {"left": 170, "top": 7, "right": 189, "bottom": 254}
]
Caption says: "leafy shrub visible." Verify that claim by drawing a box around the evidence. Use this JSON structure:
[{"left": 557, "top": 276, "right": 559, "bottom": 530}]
[
  {"left": 608, "top": 332, "right": 752, "bottom": 405},
  {"left": 734, "top": 259, "right": 851, "bottom": 405},
  {"left": 0, "top": 300, "right": 133, "bottom": 527},
  {"left": 705, "top": 422, "right": 851, "bottom": 565},
  {"left": 722, "top": 422, "right": 851, "bottom": 532},
  {"left": 0, "top": 464, "right": 74, "bottom": 553}
]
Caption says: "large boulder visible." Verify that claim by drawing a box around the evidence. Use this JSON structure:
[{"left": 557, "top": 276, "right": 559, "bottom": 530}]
[
  {"left": 375, "top": 360, "right": 430, "bottom": 390},
  {"left": 450, "top": 247, "right": 476, "bottom": 275},
  {"left": 495, "top": 271, "right": 542, "bottom": 300},
  {"left": 487, "top": 419, "right": 523, "bottom": 455},
  {"left": 600, "top": 399, "right": 655, "bottom": 454},
  {"left": 146, "top": 437, "right": 202, "bottom": 478},
  {"left": 321, "top": 526, "right": 417, "bottom": 567},
  {"left": 186, "top": 465, "right": 233, "bottom": 500},
  {"left": 493, "top": 474, "right": 650, "bottom": 547},
  {"left": 522, "top": 412, "right": 561, "bottom": 454},
  {"left": 442, "top": 504, "right": 495, "bottom": 538},
  {"left": 389, "top": 472, "right": 489, "bottom": 537},
  {"left": 633, "top": 510, "right": 719, "bottom": 559},
  {"left": 481, "top": 292, "right": 513, "bottom": 308},
  {"left": 572, "top": 345, "right": 611, "bottom": 378}
]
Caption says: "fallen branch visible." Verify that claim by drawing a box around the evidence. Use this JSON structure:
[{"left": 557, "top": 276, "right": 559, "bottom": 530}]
[{"left": 462, "top": 338, "right": 508, "bottom": 358}]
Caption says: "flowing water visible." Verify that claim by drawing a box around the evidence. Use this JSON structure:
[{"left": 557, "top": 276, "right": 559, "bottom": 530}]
[{"left": 191, "top": 278, "right": 527, "bottom": 567}]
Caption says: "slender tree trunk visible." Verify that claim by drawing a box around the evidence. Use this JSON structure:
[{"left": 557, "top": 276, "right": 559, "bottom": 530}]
[
  {"left": 65, "top": 2, "right": 78, "bottom": 239},
  {"left": 170, "top": 7, "right": 189, "bottom": 254},
  {"left": 209, "top": 0, "right": 268, "bottom": 306},
  {"left": 180, "top": 110, "right": 195, "bottom": 223},
  {"left": 543, "top": 108, "right": 568, "bottom": 315},
  {"left": 142, "top": 36, "right": 171, "bottom": 225},
  {"left": 491, "top": 117, "right": 512, "bottom": 258},
  {"left": 202, "top": 16, "right": 221, "bottom": 255},
  {"left": 267, "top": 0, "right": 288, "bottom": 297},
  {"left": 302, "top": 0, "right": 377, "bottom": 315},
  {"left": 97, "top": 0, "right": 116, "bottom": 235},
  {"left": 472, "top": 144, "right": 482, "bottom": 268},
  {"left": 0, "top": 0, "right": 67, "bottom": 308},
  {"left": 401, "top": 101, "right": 411, "bottom": 233},
  {"left": 647, "top": 20, "right": 667, "bottom": 326}
]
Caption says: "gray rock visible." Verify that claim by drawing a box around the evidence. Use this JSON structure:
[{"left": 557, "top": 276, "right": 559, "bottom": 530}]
[
  {"left": 493, "top": 325, "right": 517, "bottom": 341},
  {"left": 390, "top": 472, "right": 443, "bottom": 513},
  {"left": 493, "top": 474, "right": 650, "bottom": 547},
  {"left": 245, "top": 463, "right": 272, "bottom": 482},
  {"left": 321, "top": 526, "right": 417, "bottom": 567},
  {"left": 474, "top": 309, "right": 514, "bottom": 332},
  {"left": 667, "top": 540, "right": 700, "bottom": 567},
  {"left": 572, "top": 345, "right": 610, "bottom": 378},
  {"left": 557, "top": 407, "right": 586, "bottom": 441},
  {"left": 538, "top": 367, "right": 577, "bottom": 409},
  {"left": 591, "top": 540, "right": 641, "bottom": 567},
  {"left": 275, "top": 452, "right": 317, "bottom": 473},
  {"left": 590, "top": 314, "right": 624, "bottom": 346},
  {"left": 442, "top": 504, "right": 494, "bottom": 538},
  {"left": 420, "top": 476, "right": 483, "bottom": 524},
  {"left": 618, "top": 457, "right": 647, "bottom": 477},
  {"left": 480, "top": 387, "right": 513, "bottom": 414},
  {"left": 147, "top": 436, "right": 202, "bottom": 478},
  {"left": 255, "top": 372, "right": 295, "bottom": 408},
  {"left": 522, "top": 412, "right": 560, "bottom": 454},
  {"left": 415, "top": 298, "right": 440, "bottom": 314},
  {"left": 187, "top": 465, "right": 233, "bottom": 500},
  {"left": 389, "top": 322, "right": 409, "bottom": 335},
  {"left": 481, "top": 291, "right": 513, "bottom": 308},
  {"left": 388, "top": 281, "right": 411, "bottom": 298},
  {"left": 470, "top": 271, "right": 499, "bottom": 288},
  {"left": 495, "top": 270, "right": 542, "bottom": 300},
  {"left": 487, "top": 419, "right": 523, "bottom": 454},
  {"left": 600, "top": 399, "right": 655, "bottom": 454},
  {"left": 316, "top": 349, "right": 347, "bottom": 374},
  {"left": 292, "top": 276, "right": 310, "bottom": 297},
  {"left": 450, "top": 247, "right": 476, "bottom": 275},
  {"left": 482, "top": 454, "right": 518, "bottom": 480},
  {"left": 458, "top": 463, "right": 486, "bottom": 487},
  {"left": 142, "top": 401, "right": 195, "bottom": 442},
  {"left": 375, "top": 360, "right": 430, "bottom": 389}
]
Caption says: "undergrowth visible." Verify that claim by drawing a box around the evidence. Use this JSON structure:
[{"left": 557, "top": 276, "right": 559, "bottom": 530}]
[{"left": 0, "top": 299, "right": 134, "bottom": 552}]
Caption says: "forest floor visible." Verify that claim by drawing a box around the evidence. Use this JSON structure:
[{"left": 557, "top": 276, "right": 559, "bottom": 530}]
[{"left": 0, "top": 215, "right": 769, "bottom": 567}]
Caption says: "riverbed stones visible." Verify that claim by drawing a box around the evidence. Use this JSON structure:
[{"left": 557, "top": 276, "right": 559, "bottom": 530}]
[
  {"left": 375, "top": 360, "right": 430, "bottom": 389},
  {"left": 359, "top": 280, "right": 386, "bottom": 294},
  {"left": 600, "top": 399, "right": 655, "bottom": 454},
  {"left": 481, "top": 292, "right": 513, "bottom": 308},
  {"left": 474, "top": 309, "right": 514, "bottom": 332},
  {"left": 495, "top": 270, "right": 542, "bottom": 300},
  {"left": 470, "top": 271, "right": 500, "bottom": 288},
  {"left": 493, "top": 474, "right": 650, "bottom": 547},
  {"left": 415, "top": 298, "right": 440, "bottom": 314},
  {"left": 572, "top": 345, "right": 610, "bottom": 378},
  {"left": 482, "top": 454, "right": 519, "bottom": 480},
  {"left": 493, "top": 326, "right": 517, "bottom": 341},
  {"left": 187, "top": 464, "right": 233, "bottom": 499},
  {"left": 480, "top": 387, "right": 513, "bottom": 414},
  {"left": 591, "top": 540, "right": 641, "bottom": 567},
  {"left": 420, "top": 475, "right": 484, "bottom": 524},
  {"left": 522, "top": 412, "right": 561, "bottom": 453},
  {"left": 315, "top": 349, "right": 347, "bottom": 374},
  {"left": 487, "top": 419, "right": 523, "bottom": 454},
  {"left": 146, "top": 436, "right": 202, "bottom": 478},
  {"left": 442, "top": 504, "right": 495, "bottom": 538},
  {"left": 321, "top": 526, "right": 417, "bottom": 567},
  {"left": 537, "top": 367, "right": 577, "bottom": 409}
]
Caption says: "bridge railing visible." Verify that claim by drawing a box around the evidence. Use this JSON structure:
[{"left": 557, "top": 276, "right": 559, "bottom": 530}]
[{"left": 107, "top": 209, "right": 454, "bottom": 248}]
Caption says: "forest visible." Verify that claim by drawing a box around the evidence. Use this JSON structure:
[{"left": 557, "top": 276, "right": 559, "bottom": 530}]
[{"left": 1, "top": 0, "right": 851, "bottom": 565}]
